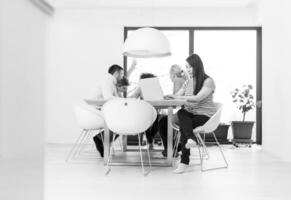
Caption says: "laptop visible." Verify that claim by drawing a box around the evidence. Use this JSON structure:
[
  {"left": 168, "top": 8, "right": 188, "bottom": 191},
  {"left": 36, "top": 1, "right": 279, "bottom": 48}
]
[{"left": 139, "top": 77, "right": 164, "bottom": 101}]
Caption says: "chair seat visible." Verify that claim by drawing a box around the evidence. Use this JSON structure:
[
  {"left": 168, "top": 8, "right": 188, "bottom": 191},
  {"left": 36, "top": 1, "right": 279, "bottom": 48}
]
[
  {"left": 193, "top": 126, "right": 205, "bottom": 134},
  {"left": 171, "top": 123, "right": 180, "bottom": 131}
]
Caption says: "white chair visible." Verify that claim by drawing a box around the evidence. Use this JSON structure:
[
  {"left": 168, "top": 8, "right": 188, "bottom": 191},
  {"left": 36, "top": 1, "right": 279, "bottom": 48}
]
[
  {"left": 66, "top": 103, "right": 105, "bottom": 162},
  {"left": 194, "top": 103, "right": 228, "bottom": 171},
  {"left": 172, "top": 124, "right": 209, "bottom": 164},
  {"left": 172, "top": 103, "right": 228, "bottom": 171},
  {"left": 102, "top": 98, "right": 157, "bottom": 176}
]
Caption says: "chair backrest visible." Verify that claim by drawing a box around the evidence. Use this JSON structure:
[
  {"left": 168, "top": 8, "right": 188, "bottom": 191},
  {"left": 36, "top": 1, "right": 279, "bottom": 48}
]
[
  {"left": 150, "top": 105, "right": 158, "bottom": 124},
  {"left": 74, "top": 103, "right": 104, "bottom": 130},
  {"left": 102, "top": 98, "right": 157, "bottom": 135},
  {"left": 201, "top": 102, "right": 223, "bottom": 133}
]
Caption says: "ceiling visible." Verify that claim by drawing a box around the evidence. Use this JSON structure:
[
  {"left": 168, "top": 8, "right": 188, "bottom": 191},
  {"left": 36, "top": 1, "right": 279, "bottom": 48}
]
[{"left": 45, "top": 0, "right": 260, "bottom": 9}]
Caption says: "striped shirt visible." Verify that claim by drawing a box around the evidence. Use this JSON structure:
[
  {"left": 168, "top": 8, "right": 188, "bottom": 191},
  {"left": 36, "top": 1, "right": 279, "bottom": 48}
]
[{"left": 183, "top": 77, "right": 217, "bottom": 117}]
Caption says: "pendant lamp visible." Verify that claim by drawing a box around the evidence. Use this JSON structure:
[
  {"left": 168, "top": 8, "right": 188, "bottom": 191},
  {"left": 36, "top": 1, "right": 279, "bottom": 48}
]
[{"left": 123, "top": 27, "right": 171, "bottom": 58}]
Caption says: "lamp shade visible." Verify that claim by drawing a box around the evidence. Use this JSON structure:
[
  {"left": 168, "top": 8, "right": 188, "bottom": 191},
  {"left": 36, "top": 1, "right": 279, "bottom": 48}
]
[{"left": 123, "top": 27, "right": 171, "bottom": 58}]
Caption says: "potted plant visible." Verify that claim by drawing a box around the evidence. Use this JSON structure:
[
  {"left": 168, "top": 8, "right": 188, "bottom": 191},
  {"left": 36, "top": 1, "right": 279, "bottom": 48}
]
[{"left": 230, "top": 84, "right": 255, "bottom": 144}]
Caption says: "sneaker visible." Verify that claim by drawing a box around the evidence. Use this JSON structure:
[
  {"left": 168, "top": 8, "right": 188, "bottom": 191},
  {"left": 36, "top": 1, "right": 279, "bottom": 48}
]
[
  {"left": 162, "top": 150, "right": 167, "bottom": 157},
  {"left": 173, "top": 163, "right": 188, "bottom": 174},
  {"left": 148, "top": 143, "right": 154, "bottom": 150},
  {"left": 185, "top": 139, "right": 197, "bottom": 149},
  {"left": 93, "top": 135, "right": 104, "bottom": 157}
]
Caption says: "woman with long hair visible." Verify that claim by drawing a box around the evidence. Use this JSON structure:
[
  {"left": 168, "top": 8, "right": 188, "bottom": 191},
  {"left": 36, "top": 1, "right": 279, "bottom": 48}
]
[
  {"left": 164, "top": 54, "right": 217, "bottom": 173},
  {"left": 169, "top": 64, "right": 188, "bottom": 94}
]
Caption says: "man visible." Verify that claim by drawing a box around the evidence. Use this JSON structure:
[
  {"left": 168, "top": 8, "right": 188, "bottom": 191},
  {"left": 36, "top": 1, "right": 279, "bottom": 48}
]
[
  {"left": 86, "top": 64, "right": 124, "bottom": 102},
  {"left": 87, "top": 63, "right": 135, "bottom": 157},
  {"left": 87, "top": 64, "right": 124, "bottom": 157}
]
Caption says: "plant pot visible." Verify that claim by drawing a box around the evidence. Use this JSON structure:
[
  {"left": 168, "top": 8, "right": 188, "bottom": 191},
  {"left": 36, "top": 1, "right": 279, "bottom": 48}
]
[
  {"left": 231, "top": 121, "right": 254, "bottom": 140},
  {"left": 201, "top": 123, "right": 230, "bottom": 144}
]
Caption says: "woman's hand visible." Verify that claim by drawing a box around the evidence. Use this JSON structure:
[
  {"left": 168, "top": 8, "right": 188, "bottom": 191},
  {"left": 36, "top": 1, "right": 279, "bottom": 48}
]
[
  {"left": 164, "top": 94, "right": 176, "bottom": 100},
  {"left": 127, "top": 59, "right": 137, "bottom": 78},
  {"left": 129, "top": 59, "right": 137, "bottom": 71}
]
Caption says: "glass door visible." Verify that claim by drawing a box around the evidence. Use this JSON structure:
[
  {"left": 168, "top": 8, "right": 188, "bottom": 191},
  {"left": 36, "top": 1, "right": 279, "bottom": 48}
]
[{"left": 193, "top": 30, "right": 257, "bottom": 141}]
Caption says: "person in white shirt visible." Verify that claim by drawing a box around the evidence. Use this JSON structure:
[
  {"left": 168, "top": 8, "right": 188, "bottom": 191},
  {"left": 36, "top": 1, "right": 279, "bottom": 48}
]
[
  {"left": 90, "top": 63, "right": 135, "bottom": 157},
  {"left": 86, "top": 64, "right": 124, "bottom": 101},
  {"left": 89, "top": 64, "right": 124, "bottom": 157}
]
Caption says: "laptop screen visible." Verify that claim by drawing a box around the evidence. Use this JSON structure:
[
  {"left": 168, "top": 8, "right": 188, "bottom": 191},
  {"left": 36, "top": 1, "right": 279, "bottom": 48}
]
[{"left": 139, "top": 77, "right": 164, "bottom": 101}]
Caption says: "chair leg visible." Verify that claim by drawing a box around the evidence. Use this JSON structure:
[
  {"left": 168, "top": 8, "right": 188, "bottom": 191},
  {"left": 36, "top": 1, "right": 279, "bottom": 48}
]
[
  {"left": 144, "top": 133, "right": 152, "bottom": 173},
  {"left": 202, "top": 133, "right": 210, "bottom": 159},
  {"left": 66, "top": 130, "right": 87, "bottom": 162},
  {"left": 116, "top": 136, "right": 123, "bottom": 151},
  {"left": 172, "top": 131, "right": 181, "bottom": 163},
  {"left": 195, "top": 134, "right": 204, "bottom": 171},
  {"left": 138, "top": 133, "right": 145, "bottom": 175},
  {"left": 173, "top": 130, "right": 179, "bottom": 153},
  {"left": 138, "top": 133, "right": 150, "bottom": 176},
  {"left": 195, "top": 132, "right": 228, "bottom": 172},
  {"left": 78, "top": 129, "right": 94, "bottom": 155},
  {"left": 105, "top": 133, "right": 115, "bottom": 175},
  {"left": 72, "top": 130, "right": 89, "bottom": 159},
  {"left": 212, "top": 132, "right": 228, "bottom": 169}
]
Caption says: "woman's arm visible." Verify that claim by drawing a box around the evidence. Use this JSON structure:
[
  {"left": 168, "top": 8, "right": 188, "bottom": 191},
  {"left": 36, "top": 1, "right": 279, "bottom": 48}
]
[
  {"left": 127, "top": 59, "right": 137, "bottom": 78},
  {"left": 165, "top": 80, "right": 186, "bottom": 99},
  {"left": 175, "top": 78, "right": 215, "bottom": 102},
  {"left": 174, "top": 81, "right": 187, "bottom": 96},
  {"left": 173, "top": 78, "right": 185, "bottom": 95},
  {"left": 175, "top": 87, "right": 213, "bottom": 102},
  {"left": 128, "top": 86, "right": 141, "bottom": 98}
]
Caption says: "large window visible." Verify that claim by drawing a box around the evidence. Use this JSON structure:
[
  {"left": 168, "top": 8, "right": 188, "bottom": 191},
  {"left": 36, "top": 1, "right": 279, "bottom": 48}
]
[
  {"left": 124, "top": 27, "right": 262, "bottom": 144},
  {"left": 126, "top": 30, "right": 189, "bottom": 95}
]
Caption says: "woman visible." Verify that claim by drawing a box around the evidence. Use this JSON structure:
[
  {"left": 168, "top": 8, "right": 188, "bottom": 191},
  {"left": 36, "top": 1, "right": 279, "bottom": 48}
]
[
  {"left": 163, "top": 54, "right": 217, "bottom": 173},
  {"left": 129, "top": 73, "right": 156, "bottom": 99},
  {"left": 116, "top": 77, "right": 129, "bottom": 96},
  {"left": 169, "top": 64, "right": 188, "bottom": 94},
  {"left": 128, "top": 73, "right": 159, "bottom": 148}
]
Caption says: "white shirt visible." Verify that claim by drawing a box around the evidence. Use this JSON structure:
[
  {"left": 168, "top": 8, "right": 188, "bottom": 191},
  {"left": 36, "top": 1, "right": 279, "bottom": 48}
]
[{"left": 86, "top": 74, "right": 119, "bottom": 101}]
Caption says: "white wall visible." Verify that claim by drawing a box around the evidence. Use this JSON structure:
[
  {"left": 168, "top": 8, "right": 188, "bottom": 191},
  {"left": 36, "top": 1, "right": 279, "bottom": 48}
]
[
  {"left": 0, "top": 0, "right": 48, "bottom": 199},
  {"left": 258, "top": 0, "right": 291, "bottom": 161},
  {"left": 0, "top": 0, "right": 47, "bottom": 157},
  {"left": 46, "top": 7, "right": 258, "bottom": 143}
]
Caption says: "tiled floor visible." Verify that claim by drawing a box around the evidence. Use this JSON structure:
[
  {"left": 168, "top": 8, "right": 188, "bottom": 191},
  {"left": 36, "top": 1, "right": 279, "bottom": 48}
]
[{"left": 45, "top": 144, "right": 291, "bottom": 200}]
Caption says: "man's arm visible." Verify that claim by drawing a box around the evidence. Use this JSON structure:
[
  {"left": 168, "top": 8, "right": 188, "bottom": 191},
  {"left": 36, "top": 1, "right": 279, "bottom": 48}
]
[{"left": 101, "top": 79, "right": 118, "bottom": 100}]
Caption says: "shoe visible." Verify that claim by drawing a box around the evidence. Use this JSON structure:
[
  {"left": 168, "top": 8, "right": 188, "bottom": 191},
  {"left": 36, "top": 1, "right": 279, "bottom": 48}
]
[
  {"left": 185, "top": 139, "right": 197, "bottom": 149},
  {"left": 173, "top": 163, "right": 188, "bottom": 174},
  {"left": 149, "top": 143, "right": 154, "bottom": 150},
  {"left": 93, "top": 135, "right": 104, "bottom": 157},
  {"left": 162, "top": 150, "right": 167, "bottom": 157}
]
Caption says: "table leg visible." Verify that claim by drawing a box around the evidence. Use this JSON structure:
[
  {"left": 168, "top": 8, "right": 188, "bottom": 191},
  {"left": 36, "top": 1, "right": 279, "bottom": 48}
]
[
  {"left": 167, "top": 107, "right": 173, "bottom": 166},
  {"left": 103, "top": 123, "right": 110, "bottom": 164},
  {"left": 122, "top": 135, "right": 127, "bottom": 152}
]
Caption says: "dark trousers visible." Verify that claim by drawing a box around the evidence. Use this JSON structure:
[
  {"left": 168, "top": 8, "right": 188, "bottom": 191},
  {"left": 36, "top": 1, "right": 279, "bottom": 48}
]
[
  {"left": 145, "top": 115, "right": 159, "bottom": 144},
  {"left": 93, "top": 131, "right": 118, "bottom": 157},
  {"left": 96, "top": 131, "right": 117, "bottom": 142},
  {"left": 93, "top": 117, "right": 158, "bottom": 157},
  {"left": 158, "top": 116, "right": 180, "bottom": 153},
  {"left": 177, "top": 109, "right": 209, "bottom": 165},
  {"left": 158, "top": 116, "right": 169, "bottom": 150}
]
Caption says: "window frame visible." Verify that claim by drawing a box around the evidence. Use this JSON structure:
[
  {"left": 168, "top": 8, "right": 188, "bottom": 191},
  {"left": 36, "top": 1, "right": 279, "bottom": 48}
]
[{"left": 123, "top": 26, "right": 262, "bottom": 145}]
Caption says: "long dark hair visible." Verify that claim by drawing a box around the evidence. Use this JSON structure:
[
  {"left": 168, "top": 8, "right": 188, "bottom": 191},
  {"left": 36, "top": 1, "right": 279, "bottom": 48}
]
[
  {"left": 186, "top": 54, "right": 209, "bottom": 95},
  {"left": 140, "top": 73, "right": 156, "bottom": 79}
]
